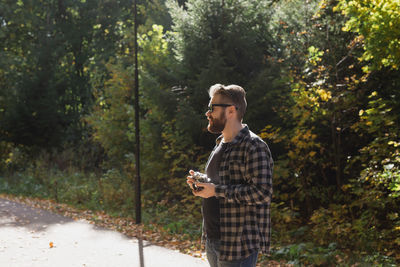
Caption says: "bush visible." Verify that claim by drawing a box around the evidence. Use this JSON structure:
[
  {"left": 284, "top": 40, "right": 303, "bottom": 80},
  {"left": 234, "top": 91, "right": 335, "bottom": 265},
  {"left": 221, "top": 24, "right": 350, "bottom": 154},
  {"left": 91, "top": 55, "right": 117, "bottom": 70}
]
[
  {"left": 0, "top": 142, "right": 29, "bottom": 173},
  {"left": 270, "top": 242, "right": 341, "bottom": 266}
]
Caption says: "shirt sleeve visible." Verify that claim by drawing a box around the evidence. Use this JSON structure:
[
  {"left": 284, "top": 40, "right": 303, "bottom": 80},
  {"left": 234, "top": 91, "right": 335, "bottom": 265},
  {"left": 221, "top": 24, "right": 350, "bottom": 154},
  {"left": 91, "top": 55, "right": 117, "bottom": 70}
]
[{"left": 214, "top": 141, "right": 273, "bottom": 205}]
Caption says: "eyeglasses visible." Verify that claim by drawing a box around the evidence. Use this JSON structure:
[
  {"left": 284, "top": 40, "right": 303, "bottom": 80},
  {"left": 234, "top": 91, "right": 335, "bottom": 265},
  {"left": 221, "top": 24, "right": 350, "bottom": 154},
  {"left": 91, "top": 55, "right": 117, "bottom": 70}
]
[{"left": 207, "top": 104, "right": 237, "bottom": 113}]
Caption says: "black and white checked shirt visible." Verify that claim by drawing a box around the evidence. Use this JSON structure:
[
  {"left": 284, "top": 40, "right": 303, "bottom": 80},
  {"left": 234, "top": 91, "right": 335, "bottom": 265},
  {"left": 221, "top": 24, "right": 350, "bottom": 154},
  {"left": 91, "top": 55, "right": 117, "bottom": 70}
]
[{"left": 211, "top": 125, "right": 273, "bottom": 261}]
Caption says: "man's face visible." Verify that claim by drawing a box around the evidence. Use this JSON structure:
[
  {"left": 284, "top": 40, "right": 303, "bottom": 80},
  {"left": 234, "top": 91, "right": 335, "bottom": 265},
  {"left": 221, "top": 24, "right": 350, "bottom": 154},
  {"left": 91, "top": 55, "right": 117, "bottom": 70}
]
[{"left": 206, "top": 95, "right": 228, "bottom": 134}]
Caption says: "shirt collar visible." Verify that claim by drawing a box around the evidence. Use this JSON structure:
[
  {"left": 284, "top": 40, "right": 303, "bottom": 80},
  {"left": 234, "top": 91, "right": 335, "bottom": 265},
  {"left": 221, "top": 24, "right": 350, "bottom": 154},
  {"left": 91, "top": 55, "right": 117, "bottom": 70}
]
[{"left": 216, "top": 125, "right": 249, "bottom": 146}]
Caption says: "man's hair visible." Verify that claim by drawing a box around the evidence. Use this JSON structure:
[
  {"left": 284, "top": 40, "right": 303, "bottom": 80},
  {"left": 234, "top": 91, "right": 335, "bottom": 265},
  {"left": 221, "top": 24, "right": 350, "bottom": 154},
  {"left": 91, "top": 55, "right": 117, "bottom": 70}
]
[{"left": 208, "top": 84, "right": 247, "bottom": 121}]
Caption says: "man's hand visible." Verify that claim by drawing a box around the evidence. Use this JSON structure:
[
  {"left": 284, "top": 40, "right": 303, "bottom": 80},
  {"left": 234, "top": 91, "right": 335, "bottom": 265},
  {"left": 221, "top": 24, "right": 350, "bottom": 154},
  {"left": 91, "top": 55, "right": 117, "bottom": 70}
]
[
  {"left": 186, "top": 170, "right": 196, "bottom": 190},
  {"left": 186, "top": 170, "right": 216, "bottom": 198},
  {"left": 192, "top": 182, "right": 216, "bottom": 198}
]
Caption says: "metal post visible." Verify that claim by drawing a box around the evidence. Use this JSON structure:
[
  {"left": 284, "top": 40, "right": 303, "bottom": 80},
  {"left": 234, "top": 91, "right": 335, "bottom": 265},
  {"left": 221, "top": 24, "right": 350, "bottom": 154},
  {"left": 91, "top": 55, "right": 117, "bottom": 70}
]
[
  {"left": 133, "top": 2, "right": 144, "bottom": 266},
  {"left": 133, "top": 0, "right": 141, "bottom": 225}
]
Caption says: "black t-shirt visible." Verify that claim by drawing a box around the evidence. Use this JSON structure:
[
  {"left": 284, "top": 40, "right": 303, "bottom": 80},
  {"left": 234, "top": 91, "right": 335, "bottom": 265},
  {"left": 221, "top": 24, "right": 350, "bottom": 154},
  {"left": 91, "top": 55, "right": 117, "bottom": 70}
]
[{"left": 203, "top": 141, "right": 228, "bottom": 240}]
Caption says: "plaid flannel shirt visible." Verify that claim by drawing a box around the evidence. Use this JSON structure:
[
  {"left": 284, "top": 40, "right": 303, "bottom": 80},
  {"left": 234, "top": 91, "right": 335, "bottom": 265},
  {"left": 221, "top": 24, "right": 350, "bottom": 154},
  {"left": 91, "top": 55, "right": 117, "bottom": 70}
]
[{"left": 210, "top": 125, "right": 273, "bottom": 261}]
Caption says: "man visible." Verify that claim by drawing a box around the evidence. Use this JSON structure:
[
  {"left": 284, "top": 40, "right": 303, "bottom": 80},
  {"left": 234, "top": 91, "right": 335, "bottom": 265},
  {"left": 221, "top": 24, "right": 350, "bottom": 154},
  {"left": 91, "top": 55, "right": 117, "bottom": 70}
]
[{"left": 187, "top": 84, "right": 273, "bottom": 267}]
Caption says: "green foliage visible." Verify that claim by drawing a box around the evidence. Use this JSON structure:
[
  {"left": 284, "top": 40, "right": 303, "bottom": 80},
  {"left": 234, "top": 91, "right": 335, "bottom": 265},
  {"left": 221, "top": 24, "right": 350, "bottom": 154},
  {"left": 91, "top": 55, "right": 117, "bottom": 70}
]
[
  {"left": 140, "top": 0, "right": 173, "bottom": 31},
  {"left": 271, "top": 242, "right": 341, "bottom": 266},
  {"left": 85, "top": 60, "right": 135, "bottom": 168},
  {"left": 263, "top": 0, "right": 399, "bottom": 260},
  {"left": 270, "top": 241, "right": 397, "bottom": 266},
  {"left": 85, "top": 22, "right": 206, "bottom": 229},
  {"left": 0, "top": 0, "right": 133, "bottom": 147},
  {"left": 167, "top": 0, "right": 283, "bottom": 132},
  {"left": 0, "top": 141, "right": 25, "bottom": 173},
  {"left": 143, "top": 196, "right": 202, "bottom": 238},
  {"left": 309, "top": 204, "right": 381, "bottom": 249},
  {"left": 99, "top": 169, "right": 134, "bottom": 213},
  {"left": 262, "top": 0, "right": 362, "bottom": 217},
  {"left": 269, "top": 0, "right": 321, "bottom": 68},
  {"left": 0, "top": 164, "right": 134, "bottom": 216},
  {"left": 336, "top": 0, "right": 400, "bottom": 70},
  {"left": 353, "top": 90, "right": 399, "bottom": 182},
  {"left": 335, "top": 0, "right": 400, "bottom": 251},
  {"left": 356, "top": 252, "right": 398, "bottom": 267}
]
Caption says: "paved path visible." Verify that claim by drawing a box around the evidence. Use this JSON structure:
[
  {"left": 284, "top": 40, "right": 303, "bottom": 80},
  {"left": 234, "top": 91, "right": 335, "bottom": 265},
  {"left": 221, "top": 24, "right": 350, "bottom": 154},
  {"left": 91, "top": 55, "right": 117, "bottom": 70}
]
[{"left": 0, "top": 198, "right": 209, "bottom": 267}]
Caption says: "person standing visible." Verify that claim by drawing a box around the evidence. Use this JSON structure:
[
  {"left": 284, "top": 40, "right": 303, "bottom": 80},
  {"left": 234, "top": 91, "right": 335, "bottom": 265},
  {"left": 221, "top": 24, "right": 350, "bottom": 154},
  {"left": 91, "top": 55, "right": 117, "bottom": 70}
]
[{"left": 187, "top": 84, "right": 273, "bottom": 267}]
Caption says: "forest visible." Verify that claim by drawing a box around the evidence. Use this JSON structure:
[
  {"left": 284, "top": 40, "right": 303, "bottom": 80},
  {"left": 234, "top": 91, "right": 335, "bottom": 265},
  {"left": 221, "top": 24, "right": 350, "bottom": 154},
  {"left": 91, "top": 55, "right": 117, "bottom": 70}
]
[{"left": 1, "top": 0, "right": 399, "bottom": 265}]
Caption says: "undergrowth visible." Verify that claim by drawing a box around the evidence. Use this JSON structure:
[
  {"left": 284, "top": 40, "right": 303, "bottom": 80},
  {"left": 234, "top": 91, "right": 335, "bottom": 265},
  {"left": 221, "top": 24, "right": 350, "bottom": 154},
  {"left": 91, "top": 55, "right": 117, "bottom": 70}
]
[{"left": 0, "top": 166, "right": 398, "bottom": 266}]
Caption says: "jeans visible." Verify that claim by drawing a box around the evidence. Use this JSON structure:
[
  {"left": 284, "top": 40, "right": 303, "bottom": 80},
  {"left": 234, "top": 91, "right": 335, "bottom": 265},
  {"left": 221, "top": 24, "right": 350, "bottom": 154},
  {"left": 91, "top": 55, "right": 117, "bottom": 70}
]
[{"left": 205, "top": 238, "right": 259, "bottom": 267}]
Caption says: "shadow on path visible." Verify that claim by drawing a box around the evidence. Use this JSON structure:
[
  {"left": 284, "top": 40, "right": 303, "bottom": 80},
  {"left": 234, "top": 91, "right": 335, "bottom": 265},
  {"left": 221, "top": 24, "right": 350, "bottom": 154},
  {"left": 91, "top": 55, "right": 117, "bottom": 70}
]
[
  {"left": 0, "top": 198, "right": 73, "bottom": 232},
  {"left": 0, "top": 197, "right": 208, "bottom": 267}
]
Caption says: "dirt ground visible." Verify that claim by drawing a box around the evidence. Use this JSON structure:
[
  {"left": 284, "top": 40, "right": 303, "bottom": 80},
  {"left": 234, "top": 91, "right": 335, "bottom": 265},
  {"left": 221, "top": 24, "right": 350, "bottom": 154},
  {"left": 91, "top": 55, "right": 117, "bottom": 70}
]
[{"left": 0, "top": 197, "right": 209, "bottom": 267}]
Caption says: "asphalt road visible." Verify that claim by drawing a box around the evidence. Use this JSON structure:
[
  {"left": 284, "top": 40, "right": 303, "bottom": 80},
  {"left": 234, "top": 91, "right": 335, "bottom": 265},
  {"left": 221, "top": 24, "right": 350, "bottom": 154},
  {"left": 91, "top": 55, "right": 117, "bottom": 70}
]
[{"left": 0, "top": 198, "right": 209, "bottom": 267}]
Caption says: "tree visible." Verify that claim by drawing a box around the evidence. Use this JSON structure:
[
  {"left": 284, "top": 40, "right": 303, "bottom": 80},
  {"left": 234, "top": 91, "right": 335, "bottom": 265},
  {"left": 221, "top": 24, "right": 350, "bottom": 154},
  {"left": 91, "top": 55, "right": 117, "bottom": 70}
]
[
  {"left": 336, "top": 0, "right": 400, "bottom": 71},
  {"left": 261, "top": 0, "right": 362, "bottom": 215},
  {"left": 167, "top": 0, "right": 283, "bottom": 135},
  {"left": 336, "top": 0, "right": 400, "bottom": 251},
  {"left": 0, "top": 0, "right": 133, "bottom": 148}
]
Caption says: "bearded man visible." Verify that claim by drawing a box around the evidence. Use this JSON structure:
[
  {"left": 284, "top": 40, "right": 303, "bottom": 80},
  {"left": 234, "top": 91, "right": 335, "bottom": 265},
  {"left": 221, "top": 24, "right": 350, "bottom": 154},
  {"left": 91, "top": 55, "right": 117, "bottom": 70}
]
[{"left": 187, "top": 84, "right": 273, "bottom": 267}]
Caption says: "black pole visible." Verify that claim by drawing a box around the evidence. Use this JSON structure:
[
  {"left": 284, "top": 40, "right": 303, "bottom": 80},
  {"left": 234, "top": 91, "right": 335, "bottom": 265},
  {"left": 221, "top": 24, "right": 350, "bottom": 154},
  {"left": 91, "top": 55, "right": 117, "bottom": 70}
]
[
  {"left": 133, "top": 2, "right": 144, "bottom": 265},
  {"left": 133, "top": 0, "right": 141, "bottom": 225}
]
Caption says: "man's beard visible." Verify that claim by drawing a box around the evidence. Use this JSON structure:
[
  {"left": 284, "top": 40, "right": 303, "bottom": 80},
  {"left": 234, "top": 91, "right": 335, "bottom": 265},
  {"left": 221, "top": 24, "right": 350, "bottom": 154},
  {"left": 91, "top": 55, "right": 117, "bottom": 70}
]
[{"left": 207, "top": 113, "right": 227, "bottom": 134}]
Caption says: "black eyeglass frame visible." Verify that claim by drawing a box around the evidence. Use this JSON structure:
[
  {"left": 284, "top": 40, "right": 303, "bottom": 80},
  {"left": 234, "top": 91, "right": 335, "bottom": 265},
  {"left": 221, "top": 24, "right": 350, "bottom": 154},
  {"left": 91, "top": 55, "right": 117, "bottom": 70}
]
[{"left": 207, "top": 104, "right": 238, "bottom": 113}]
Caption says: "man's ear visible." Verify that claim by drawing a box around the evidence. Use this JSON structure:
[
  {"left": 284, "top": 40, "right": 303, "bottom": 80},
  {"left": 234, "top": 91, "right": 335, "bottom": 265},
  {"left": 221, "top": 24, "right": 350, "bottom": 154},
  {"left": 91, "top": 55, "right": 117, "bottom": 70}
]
[{"left": 227, "top": 105, "right": 236, "bottom": 118}]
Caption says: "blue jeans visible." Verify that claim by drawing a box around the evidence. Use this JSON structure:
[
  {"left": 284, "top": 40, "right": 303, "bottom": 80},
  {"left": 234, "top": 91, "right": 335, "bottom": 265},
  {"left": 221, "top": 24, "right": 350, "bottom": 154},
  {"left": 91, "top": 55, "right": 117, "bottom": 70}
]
[{"left": 205, "top": 238, "right": 259, "bottom": 267}]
